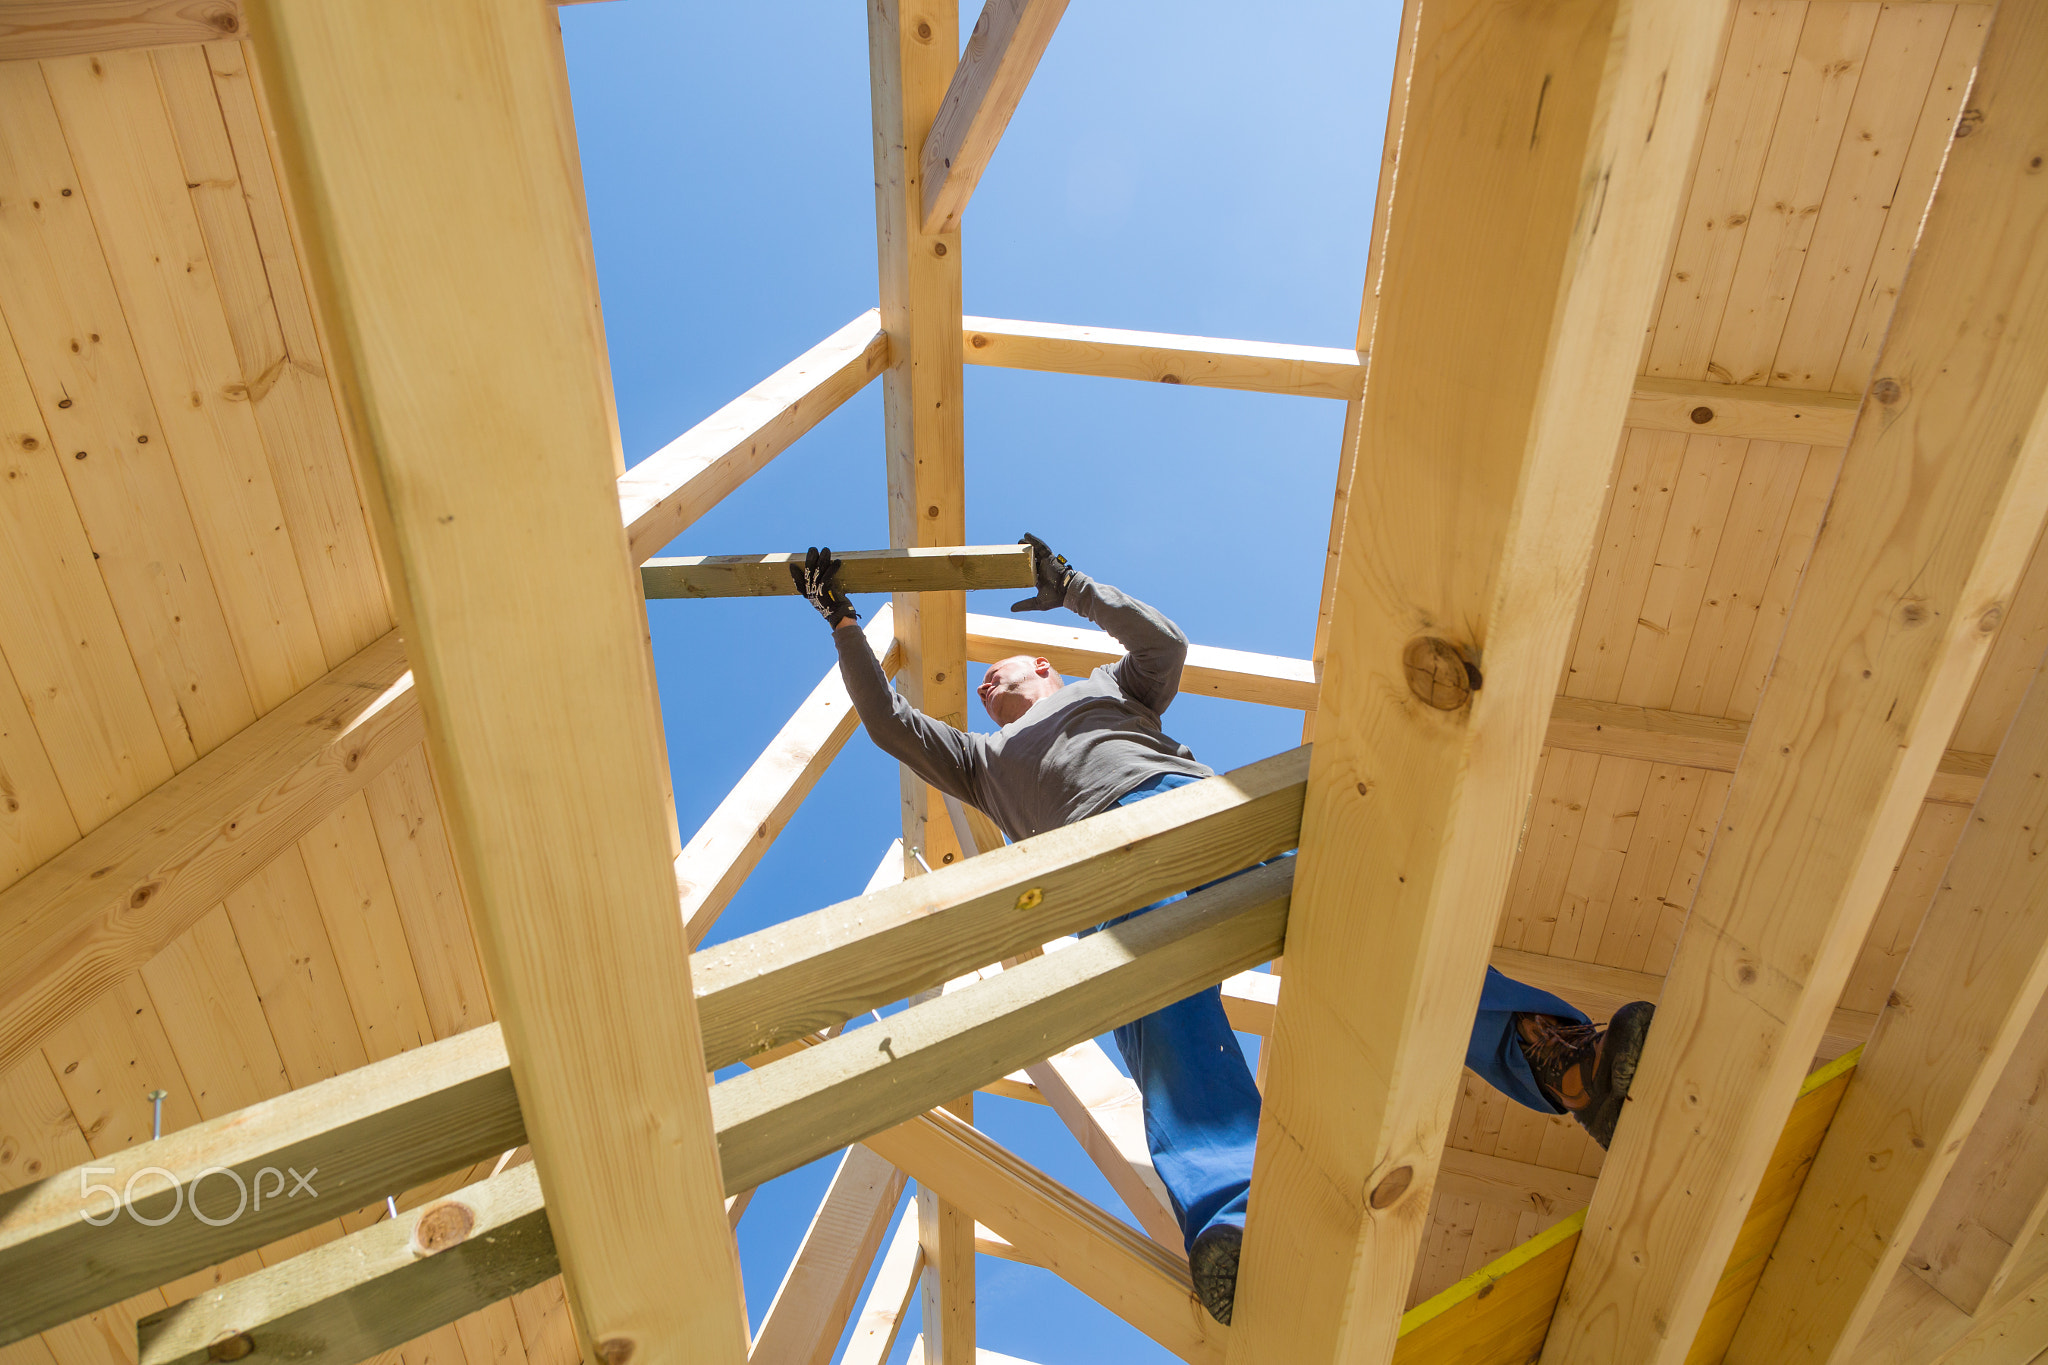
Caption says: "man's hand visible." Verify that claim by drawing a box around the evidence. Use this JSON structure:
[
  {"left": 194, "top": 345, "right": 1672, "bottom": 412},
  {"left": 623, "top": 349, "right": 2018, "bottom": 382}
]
[
  {"left": 790, "top": 546, "right": 859, "bottom": 627},
  {"left": 1010, "top": 532, "right": 1073, "bottom": 613}
]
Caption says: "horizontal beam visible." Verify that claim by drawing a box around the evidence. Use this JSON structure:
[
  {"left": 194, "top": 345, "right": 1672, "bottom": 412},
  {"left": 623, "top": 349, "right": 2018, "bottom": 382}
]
[
  {"left": 961, "top": 316, "right": 1364, "bottom": 401},
  {"left": 3, "top": 761, "right": 1294, "bottom": 1341},
  {"left": 0, "top": 631, "right": 421, "bottom": 1074},
  {"left": 965, "top": 615, "right": 1318, "bottom": 709},
  {"left": 1436, "top": 1148, "right": 1595, "bottom": 1223},
  {"left": 0, "top": 310, "right": 890, "bottom": 1073},
  {"left": 1625, "top": 375, "right": 1860, "bottom": 445},
  {"left": 643, "top": 545, "right": 1034, "bottom": 601},
  {"left": 130, "top": 864, "right": 1285, "bottom": 1365},
  {"left": 690, "top": 746, "right": 1305, "bottom": 1065},
  {"left": 0, "top": 0, "right": 603, "bottom": 61},
  {"left": 919, "top": 0, "right": 1068, "bottom": 235}
]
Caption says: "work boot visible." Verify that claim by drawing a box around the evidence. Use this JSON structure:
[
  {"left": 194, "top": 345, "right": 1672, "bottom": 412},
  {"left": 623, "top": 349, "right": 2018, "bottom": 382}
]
[
  {"left": 1513, "top": 1001, "right": 1655, "bottom": 1149},
  {"left": 1189, "top": 1223, "right": 1242, "bottom": 1325}
]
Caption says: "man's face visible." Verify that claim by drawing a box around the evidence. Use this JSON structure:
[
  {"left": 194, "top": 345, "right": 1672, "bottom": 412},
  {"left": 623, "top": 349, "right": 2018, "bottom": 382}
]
[{"left": 978, "top": 655, "right": 1061, "bottom": 726}]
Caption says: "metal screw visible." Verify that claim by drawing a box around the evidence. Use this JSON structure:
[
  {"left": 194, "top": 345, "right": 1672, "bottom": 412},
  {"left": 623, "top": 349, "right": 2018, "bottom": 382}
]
[
  {"left": 147, "top": 1089, "right": 168, "bottom": 1140},
  {"left": 909, "top": 846, "right": 934, "bottom": 875}
]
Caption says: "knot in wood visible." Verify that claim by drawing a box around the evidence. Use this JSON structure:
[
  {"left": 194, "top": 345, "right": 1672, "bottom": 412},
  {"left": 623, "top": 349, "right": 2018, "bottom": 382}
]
[
  {"left": 1369, "top": 1165, "right": 1414, "bottom": 1209},
  {"left": 1871, "top": 377, "right": 1902, "bottom": 405},
  {"left": 1688, "top": 406, "right": 1714, "bottom": 425},
  {"left": 1016, "top": 888, "right": 1043, "bottom": 911},
  {"left": 597, "top": 1341, "right": 635, "bottom": 1365},
  {"left": 1403, "top": 637, "right": 1477, "bottom": 710},
  {"left": 411, "top": 1201, "right": 475, "bottom": 1256},
  {"left": 207, "top": 1335, "right": 254, "bottom": 1363}
]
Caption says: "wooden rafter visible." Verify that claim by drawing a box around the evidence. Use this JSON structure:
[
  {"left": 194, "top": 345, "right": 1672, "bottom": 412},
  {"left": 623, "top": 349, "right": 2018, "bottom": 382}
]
[
  {"left": 641, "top": 545, "right": 1034, "bottom": 600},
  {"left": 919, "top": 0, "right": 1069, "bottom": 235},
  {"left": 1024, "top": 1039, "right": 1182, "bottom": 1248},
  {"left": 840, "top": 1206, "right": 924, "bottom": 1365},
  {"left": 0, "top": 0, "right": 609, "bottom": 62},
  {"left": 244, "top": 0, "right": 747, "bottom": 1358},
  {"left": 1546, "top": 4, "right": 2048, "bottom": 1357},
  {"left": 1732, "top": 659, "right": 2048, "bottom": 1359},
  {"left": 748, "top": 1146, "right": 907, "bottom": 1365},
  {"left": 1228, "top": 1, "right": 1730, "bottom": 1360}
]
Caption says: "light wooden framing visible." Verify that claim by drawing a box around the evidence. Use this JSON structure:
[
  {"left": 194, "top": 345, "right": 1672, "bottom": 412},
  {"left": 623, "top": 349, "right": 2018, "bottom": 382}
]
[{"left": 11, "top": 5, "right": 2048, "bottom": 1365}]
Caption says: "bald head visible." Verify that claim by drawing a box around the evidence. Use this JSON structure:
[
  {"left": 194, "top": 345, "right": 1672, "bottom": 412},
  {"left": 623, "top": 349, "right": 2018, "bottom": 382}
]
[{"left": 978, "top": 654, "right": 1064, "bottom": 725}]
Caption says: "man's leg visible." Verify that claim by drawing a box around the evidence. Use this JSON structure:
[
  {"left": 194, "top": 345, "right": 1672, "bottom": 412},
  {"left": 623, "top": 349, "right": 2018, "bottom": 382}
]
[
  {"left": 1472, "top": 966, "right": 1655, "bottom": 1149},
  {"left": 1469, "top": 966, "right": 1589, "bottom": 1111}
]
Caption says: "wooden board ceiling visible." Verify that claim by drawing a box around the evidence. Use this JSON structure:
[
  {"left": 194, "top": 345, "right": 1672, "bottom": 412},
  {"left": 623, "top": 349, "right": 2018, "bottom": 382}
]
[{"left": 0, "top": 3, "right": 2035, "bottom": 1364}]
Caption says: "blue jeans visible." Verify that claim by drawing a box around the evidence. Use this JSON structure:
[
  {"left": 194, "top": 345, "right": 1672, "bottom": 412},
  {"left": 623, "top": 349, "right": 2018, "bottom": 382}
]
[{"left": 1096, "top": 772, "right": 1590, "bottom": 1252}]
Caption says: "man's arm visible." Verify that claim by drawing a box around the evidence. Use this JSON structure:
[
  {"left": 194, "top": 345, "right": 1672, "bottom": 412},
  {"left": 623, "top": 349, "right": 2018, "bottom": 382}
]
[
  {"left": 832, "top": 617, "right": 981, "bottom": 804},
  {"left": 1063, "top": 573, "right": 1190, "bottom": 715}
]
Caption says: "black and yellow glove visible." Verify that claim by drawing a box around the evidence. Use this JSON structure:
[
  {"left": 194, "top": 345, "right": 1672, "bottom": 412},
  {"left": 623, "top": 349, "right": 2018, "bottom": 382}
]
[
  {"left": 790, "top": 546, "right": 859, "bottom": 626},
  {"left": 1010, "top": 532, "right": 1073, "bottom": 613}
]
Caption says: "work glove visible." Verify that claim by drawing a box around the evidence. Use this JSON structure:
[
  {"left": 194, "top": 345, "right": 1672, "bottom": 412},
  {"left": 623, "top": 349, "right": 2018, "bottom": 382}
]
[
  {"left": 790, "top": 546, "right": 859, "bottom": 627},
  {"left": 1010, "top": 532, "right": 1073, "bottom": 613}
]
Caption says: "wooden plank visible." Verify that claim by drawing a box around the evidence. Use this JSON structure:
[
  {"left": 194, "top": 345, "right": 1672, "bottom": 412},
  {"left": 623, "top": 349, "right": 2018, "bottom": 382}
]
[
  {"left": 1433, "top": 1148, "right": 1594, "bottom": 1224},
  {"left": 677, "top": 611, "right": 900, "bottom": 947},
  {"left": 0, "top": 60, "right": 255, "bottom": 765},
  {"left": 1855, "top": 1228, "right": 2048, "bottom": 1365},
  {"left": 748, "top": 1146, "right": 907, "bottom": 1365},
  {"left": 919, "top": 0, "right": 1068, "bottom": 234},
  {"left": 709, "top": 858, "right": 1290, "bottom": 1192},
  {"left": 871, "top": 0, "right": 970, "bottom": 899},
  {"left": 1732, "top": 660, "right": 2048, "bottom": 1360},
  {"left": 0, "top": 631, "right": 418, "bottom": 1073},
  {"left": 44, "top": 48, "right": 329, "bottom": 715},
  {"left": 1023, "top": 1038, "right": 1181, "bottom": 1248},
  {"left": 1545, "top": 6, "right": 2048, "bottom": 1358},
  {"left": 617, "top": 312, "right": 889, "bottom": 564},
  {"left": 1626, "top": 375, "right": 1859, "bottom": 445},
  {"left": 1911, "top": 991, "right": 2048, "bottom": 1315},
  {"left": 864, "top": 1108, "right": 1226, "bottom": 1365},
  {"left": 1925, "top": 1253, "right": 2048, "bottom": 1365},
  {"left": 245, "top": 0, "right": 747, "bottom": 1359},
  {"left": 965, "top": 613, "right": 1318, "bottom": 710},
  {"left": 840, "top": 1206, "right": 922, "bottom": 1365},
  {"left": 123, "top": 868, "right": 1279, "bottom": 1365},
  {"left": 1228, "top": 0, "right": 1730, "bottom": 1359},
  {"left": 0, "top": 1, "right": 244, "bottom": 61},
  {"left": 961, "top": 315, "right": 1362, "bottom": 400},
  {"left": 690, "top": 746, "right": 1304, "bottom": 1066},
  {"left": 642, "top": 545, "right": 1033, "bottom": 601}
]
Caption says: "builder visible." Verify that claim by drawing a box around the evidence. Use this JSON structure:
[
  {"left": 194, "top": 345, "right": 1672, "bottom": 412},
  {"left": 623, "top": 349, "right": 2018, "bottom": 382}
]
[{"left": 794, "top": 535, "right": 1654, "bottom": 1326}]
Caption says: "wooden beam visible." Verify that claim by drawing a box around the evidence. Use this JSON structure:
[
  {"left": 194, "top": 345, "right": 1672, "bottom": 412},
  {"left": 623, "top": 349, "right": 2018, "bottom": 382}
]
[
  {"left": 918, "top": 0, "right": 1068, "bottom": 234},
  {"left": 1733, "top": 661, "right": 2048, "bottom": 1361},
  {"left": 864, "top": 1107, "right": 1227, "bottom": 1364},
  {"left": 246, "top": 0, "right": 747, "bottom": 1358},
  {"left": 1545, "top": 5, "right": 2048, "bottom": 1358},
  {"left": 1854, "top": 1229, "right": 2048, "bottom": 1365},
  {"left": 0, "top": 0, "right": 246, "bottom": 59},
  {"left": 1434, "top": 1149, "right": 1594, "bottom": 1224},
  {"left": 749, "top": 1146, "right": 907, "bottom": 1365},
  {"left": 675, "top": 611, "right": 901, "bottom": 947},
  {"left": 961, "top": 315, "right": 1363, "bottom": 401},
  {"left": 0, "top": 631, "right": 419, "bottom": 1073},
  {"left": 1024, "top": 1039, "right": 1182, "bottom": 1247},
  {"left": 691, "top": 746, "right": 1304, "bottom": 1065},
  {"left": 872, "top": 0, "right": 971, "bottom": 900},
  {"left": 709, "top": 857, "right": 1290, "bottom": 1191},
  {"left": 841, "top": 1206, "right": 924, "bottom": 1365},
  {"left": 1910, "top": 991, "right": 2048, "bottom": 1314},
  {"left": 642, "top": 545, "right": 1033, "bottom": 600},
  {"left": 1229, "top": 1, "right": 1729, "bottom": 1360},
  {"left": 1624, "top": 375, "right": 1861, "bottom": 445},
  {"left": 123, "top": 863, "right": 1281, "bottom": 1365},
  {"left": 619, "top": 311, "right": 890, "bottom": 563}
]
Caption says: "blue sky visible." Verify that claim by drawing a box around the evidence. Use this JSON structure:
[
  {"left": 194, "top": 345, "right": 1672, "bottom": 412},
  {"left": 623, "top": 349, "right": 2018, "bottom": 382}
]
[{"left": 559, "top": 3, "right": 1399, "bottom": 1358}]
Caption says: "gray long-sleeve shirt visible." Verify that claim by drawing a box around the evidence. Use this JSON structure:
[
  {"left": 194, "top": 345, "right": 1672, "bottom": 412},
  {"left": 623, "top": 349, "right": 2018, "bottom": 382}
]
[{"left": 834, "top": 574, "right": 1214, "bottom": 841}]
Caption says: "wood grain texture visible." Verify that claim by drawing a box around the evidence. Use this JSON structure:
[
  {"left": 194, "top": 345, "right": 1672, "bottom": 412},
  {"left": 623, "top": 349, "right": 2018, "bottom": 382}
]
[
  {"left": 961, "top": 315, "right": 1362, "bottom": 400},
  {"left": 0, "top": 631, "right": 418, "bottom": 1073},
  {"left": 1733, "top": 661, "right": 2048, "bottom": 1360},
  {"left": 244, "top": 0, "right": 748, "bottom": 1358},
  {"left": 641, "top": 545, "right": 1032, "bottom": 600},
  {"left": 0, "top": 1, "right": 242, "bottom": 61},
  {"left": 1023, "top": 1038, "right": 1181, "bottom": 1248},
  {"left": 839, "top": 1206, "right": 922, "bottom": 1365},
  {"left": 1627, "top": 375, "right": 1860, "bottom": 444},
  {"left": 919, "top": 0, "right": 1068, "bottom": 234},
  {"left": 1228, "top": 1, "right": 1730, "bottom": 1361},
  {"left": 1546, "top": 5, "right": 2048, "bottom": 1357},
  {"left": 748, "top": 1146, "right": 906, "bottom": 1365}
]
